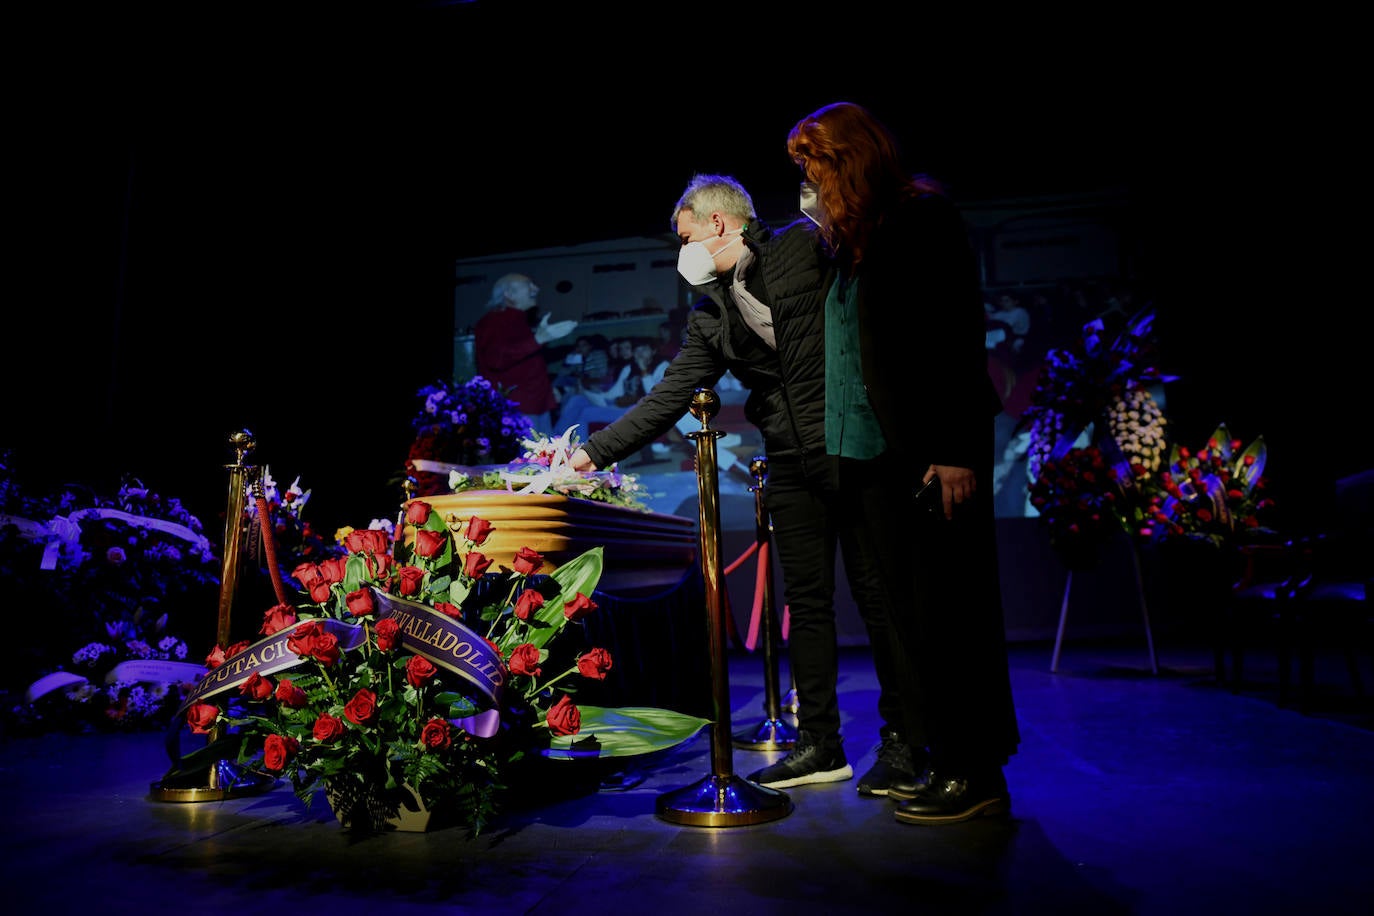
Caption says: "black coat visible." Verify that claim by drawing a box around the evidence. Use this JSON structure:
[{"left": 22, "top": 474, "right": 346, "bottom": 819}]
[
  {"left": 852, "top": 190, "right": 1020, "bottom": 767},
  {"left": 583, "top": 219, "right": 827, "bottom": 468},
  {"left": 854, "top": 192, "right": 1003, "bottom": 473}
]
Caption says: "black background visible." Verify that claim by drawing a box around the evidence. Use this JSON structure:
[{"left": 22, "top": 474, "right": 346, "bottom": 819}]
[{"left": 7, "top": 3, "right": 1353, "bottom": 537}]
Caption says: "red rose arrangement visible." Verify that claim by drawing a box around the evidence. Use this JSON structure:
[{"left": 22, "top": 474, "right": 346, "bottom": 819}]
[
  {"left": 185, "top": 498, "right": 707, "bottom": 837},
  {"left": 1136, "top": 423, "right": 1278, "bottom": 550}
]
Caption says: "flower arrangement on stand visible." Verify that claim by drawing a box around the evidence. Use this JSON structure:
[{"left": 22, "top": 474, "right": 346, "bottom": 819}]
[
  {"left": 1026, "top": 445, "right": 1133, "bottom": 570},
  {"left": 171, "top": 499, "right": 707, "bottom": 836},
  {"left": 1024, "top": 305, "right": 1281, "bottom": 582},
  {"left": 1137, "top": 424, "right": 1278, "bottom": 550},
  {"left": 1024, "top": 307, "right": 1170, "bottom": 567},
  {"left": 405, "top": 377, "right": 533, "bottom": 496}
]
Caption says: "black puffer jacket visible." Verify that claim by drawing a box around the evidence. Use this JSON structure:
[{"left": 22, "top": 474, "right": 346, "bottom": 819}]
[{"left": 583, "top": 218, "right": 826, "bottom": 468}]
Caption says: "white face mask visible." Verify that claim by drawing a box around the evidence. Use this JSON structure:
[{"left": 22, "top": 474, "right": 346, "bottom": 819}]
[
  {"left": 799, "top": 181, "right": 823, "bottom": 228},
  {"left": 676, "top": 228, "right": 743, "bottom": 286}
]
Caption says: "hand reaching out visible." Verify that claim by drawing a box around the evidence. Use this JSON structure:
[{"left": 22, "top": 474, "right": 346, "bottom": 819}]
[{"left": 534, "top": 314, "right": 579, "bottom": 344}]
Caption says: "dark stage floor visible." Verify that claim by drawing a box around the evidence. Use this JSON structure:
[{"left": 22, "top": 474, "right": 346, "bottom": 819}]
[{"left": 2, "top": 638, "right": 1371, "bottom": 915}]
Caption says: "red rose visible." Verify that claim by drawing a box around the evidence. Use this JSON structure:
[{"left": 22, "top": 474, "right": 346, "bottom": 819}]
[
  {"left": 419, "top": 717, "right": 451, "bottom": 751},
  {"left": 464, "top": 551, "right": 492, "bottom": 579},
  {"left": 406, "top": 655, "right": 439, "bottom": 687},
  {"left": 239, "top": 672, "right": 274, "bottom": 701},
  {"left": 413, "top": 528, "right": 448, "bottom": 559},
  {"left": 576, "top": 647, "right": 613, "bottom": 681},
  {"left": 275, "top": 679, "right": 308, "bottom": 708},
  {"left": 514, "top": 589, "right": 544, "bottom": 621},
  {"left": 204, "top": 646, "right": 227, "bottom": 669},
  {"left": 463, "top": 516, "right": 494, "bottom": 546},
  {"left": 291, "top": 562, "right": 322, "bottom": 588},
  {"left": 374, "top": 617, "right": 401, "bottom": 651},
  {"left": 262, "top": 733, "right": 299, "bottom": 772},
  {"left": 260, "top": 603, "right": 297, "bottom": 636},
  {"left": 308, "top": 580, "right": 334, "bottom": 604},
  {"left": 344, "top": 528, "right": 390, "bottom": 555},
  {"left": 370, "top": 529, "right": 394, "bottom": 554},
  {"left": 405, "top": 501, "right": 432, "bottom": 525},
  {"left": 434, "top": 601, "right": 462, "bottom": 619},
  {"left": 345, "top": 588, "right": 375, "bottom": 618},
  {"left": 397, "top": 565, "right": 425, "bottom": 596},
  {"left": 313, "top": 713, "right": 346, "bottom": 742},
  {"left": 367, "top": 552, "right": 395, "bottom": 581},
  {"left": 511, "top": 546, "right": 545, "bottom": 576},
  {"left": 318, "top": 556, "right": 349, "bottom": 584},
  {"left": 343, "top": 688, "right": 378, "bottom": 725},
  {"left": 286, "top": 620, "right": 322, "bottom": 658},
  {"left": 545, "top": 694, "right": 581, "bottom": 736},
  {"left": 508, "top": 642, "right": 542, "bottom": 677},
  {"left": 225, "top": 640, "right": 251, "bottom": 658},
  {"left": 186, "top": 703, "right": 219, "bottom": 735},
  {"left": 311, "top": 632, "right": 341, "bottom": 667},
  {"left": 563, "top": 592, "right": 599, "bottom": 622}
]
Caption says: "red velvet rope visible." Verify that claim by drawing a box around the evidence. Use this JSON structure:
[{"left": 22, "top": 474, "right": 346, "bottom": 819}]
[
  {"left": 254, "top": 494, "right": 291, "bottom": 608},
  {"left": 723, "top": 539, "right": 758, "bottom": 575},
  {"left": 721, "top": 537, "right": 789, "bottom": 651}
]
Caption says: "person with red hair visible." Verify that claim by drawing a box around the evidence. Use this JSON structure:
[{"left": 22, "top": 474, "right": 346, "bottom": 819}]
[{"left": 786, "top": 101, "right": 1020, "bottom": 825}]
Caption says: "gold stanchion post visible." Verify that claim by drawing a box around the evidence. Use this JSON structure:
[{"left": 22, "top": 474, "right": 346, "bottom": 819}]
[
  {"left": 732, "top": 455, "right": 797, "bottom": 751},
  {"left": 150, "top": 429, "right": 276, "bottom": 802},
  {"left": 655, "top": 390, "right": 793, "bottom": 826}
]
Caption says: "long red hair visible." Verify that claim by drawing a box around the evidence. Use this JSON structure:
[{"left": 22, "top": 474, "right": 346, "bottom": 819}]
[{"left": 786, "top": 101, "right": 943, "bottom": 269}]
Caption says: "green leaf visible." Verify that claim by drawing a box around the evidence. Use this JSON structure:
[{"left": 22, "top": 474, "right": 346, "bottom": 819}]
[
  {"left": 549, "top": 547, "right": 603, "bottom": 602},
  {"left": 1208, "top": 424, "right": 1233, "bottom": 461},
  {"left": 343, "top": 553, "right": 372, "bottom": 592},
  {"left": 518, "top": 547, "right": 604, "bottom": 651},
  {"left": 447, "top": 577, "right": 473, "bottom": 607},
  {"left": 1236, "top": 435, "right": 1266, "bottom": 492},
  {"left": 540, "top": 705, "right": 710, "bottom": 760}
]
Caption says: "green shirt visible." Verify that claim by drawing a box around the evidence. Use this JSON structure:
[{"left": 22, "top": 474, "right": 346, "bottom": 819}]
[{"left": 824, "top": 274, "right": 886, "bottom": 459}]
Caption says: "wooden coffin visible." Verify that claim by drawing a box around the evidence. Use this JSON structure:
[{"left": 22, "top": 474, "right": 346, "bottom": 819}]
[{"left": 410, "top": 490, "right": 699, "bottom": 595}]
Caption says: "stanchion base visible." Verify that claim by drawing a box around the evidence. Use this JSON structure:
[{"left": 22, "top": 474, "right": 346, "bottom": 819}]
[
  {"left": 732, "top": 717, "right": 798, "bottom": 751},
  {"left": 149, "top": 758, "right": 278, "bottom": 803},
  {"left": 655, "top": 773, "right": 793, "bottom": 827}
]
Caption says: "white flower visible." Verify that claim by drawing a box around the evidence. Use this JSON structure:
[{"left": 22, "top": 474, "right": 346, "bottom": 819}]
[{"left": 1106, "top": 387, "right": 1167, "bottom": 478}]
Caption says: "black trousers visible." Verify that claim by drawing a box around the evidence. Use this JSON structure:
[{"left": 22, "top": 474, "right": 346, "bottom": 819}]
[
  {"left": 872, "top": 439, "right": 1021, "bottom": 772},
  {"left": 764, "top": 453, "right": 904, "bottom": 743}
]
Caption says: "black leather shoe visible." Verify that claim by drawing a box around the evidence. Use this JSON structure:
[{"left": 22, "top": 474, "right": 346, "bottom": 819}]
[{"left": 892, "top": 769, "right": 1009, "bottom": 825}]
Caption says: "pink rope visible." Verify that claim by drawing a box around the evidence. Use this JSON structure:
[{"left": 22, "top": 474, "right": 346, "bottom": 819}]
[
  {"left": 744, "top": 540, "right": 768, "bottom": 651},
  {"left": 723, "top": 539, "right": 759, "bottom": 575}
]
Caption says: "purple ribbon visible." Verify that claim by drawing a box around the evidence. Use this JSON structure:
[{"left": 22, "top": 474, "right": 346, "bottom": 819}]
[{"left": 174, "top": 587, "right": 507, "bottom": 738}]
